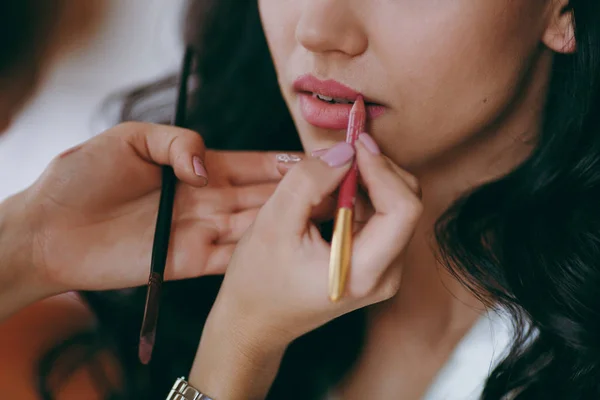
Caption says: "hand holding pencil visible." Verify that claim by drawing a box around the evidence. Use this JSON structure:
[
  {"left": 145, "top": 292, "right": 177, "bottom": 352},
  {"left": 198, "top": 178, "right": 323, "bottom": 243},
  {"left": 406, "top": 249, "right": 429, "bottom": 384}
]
[{"left": 201, "top": 120, "right": 423, "bottom": 350}]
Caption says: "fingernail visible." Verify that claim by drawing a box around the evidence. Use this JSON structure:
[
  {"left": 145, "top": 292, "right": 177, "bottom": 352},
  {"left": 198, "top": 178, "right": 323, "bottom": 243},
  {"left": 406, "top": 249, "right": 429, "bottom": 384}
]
[
  {"left": 276, "top": 153, "right": 303, "bottom": 164},
  {"left": 320, "top": 142, "right": 355, "bottom": 167},
  {"left": 358, "top": 133, "right": 381, "bottom": 155},
  {"left": 310, "top": 148, "right": 329, "bottom": 157},
  {"left": 192, "top": 156, "right": 209, "bottom": 180}
]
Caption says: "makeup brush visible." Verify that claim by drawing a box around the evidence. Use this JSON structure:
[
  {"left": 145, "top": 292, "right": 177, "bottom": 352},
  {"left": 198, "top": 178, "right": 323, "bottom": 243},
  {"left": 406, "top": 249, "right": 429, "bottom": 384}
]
[
  {"left": 138, "top": 47, "right": 194, "bottom": 365},
  {"left": 329, "top": 96, "right": 366, "bottom": 302}
]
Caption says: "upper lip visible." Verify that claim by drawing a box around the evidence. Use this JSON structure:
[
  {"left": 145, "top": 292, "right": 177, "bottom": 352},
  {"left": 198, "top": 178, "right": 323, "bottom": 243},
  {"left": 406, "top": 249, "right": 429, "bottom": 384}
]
[{"left": 293, "top": 75, "right": 382, "bottom": 105}]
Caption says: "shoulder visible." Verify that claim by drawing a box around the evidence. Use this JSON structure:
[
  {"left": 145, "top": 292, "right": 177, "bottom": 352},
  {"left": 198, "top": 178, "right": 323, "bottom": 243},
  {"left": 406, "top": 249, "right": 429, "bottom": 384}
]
[{"left": 0, "top": 293, "right": 99, "bottom": 399}]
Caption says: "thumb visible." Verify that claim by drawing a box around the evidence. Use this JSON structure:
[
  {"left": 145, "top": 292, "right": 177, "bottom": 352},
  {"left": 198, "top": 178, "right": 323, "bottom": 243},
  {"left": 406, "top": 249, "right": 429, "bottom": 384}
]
[
  {"left": 266, "top": 142, "right": 355, "bottom": 233},
  {"left": 107, "top": 122, "right": 209, "bottom": 188}
]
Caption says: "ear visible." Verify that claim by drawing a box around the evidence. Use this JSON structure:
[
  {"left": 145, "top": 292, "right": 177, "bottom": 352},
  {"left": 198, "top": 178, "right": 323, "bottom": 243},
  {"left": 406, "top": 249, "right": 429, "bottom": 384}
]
[{"left": 542, "top": 1, "right": 576, "bottom": 54}]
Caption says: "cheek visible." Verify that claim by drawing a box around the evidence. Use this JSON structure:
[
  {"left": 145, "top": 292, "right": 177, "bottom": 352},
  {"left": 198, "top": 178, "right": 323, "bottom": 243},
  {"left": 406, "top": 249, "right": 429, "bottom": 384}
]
[
  {"left": 259, "top": 0, "right": 317, "bottom": 147},
  {"left": 368, "top": 2, "right": 547, "bottom": 166},
  {"left": 258, "top": 0, "right": 298, "bottom": 83}
]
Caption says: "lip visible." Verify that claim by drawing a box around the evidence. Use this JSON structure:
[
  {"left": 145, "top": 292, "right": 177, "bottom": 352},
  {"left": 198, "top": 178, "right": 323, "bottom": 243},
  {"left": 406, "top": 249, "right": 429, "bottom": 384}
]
[{"left": 293, "top": 75, "right": 386, "bottom": 130}]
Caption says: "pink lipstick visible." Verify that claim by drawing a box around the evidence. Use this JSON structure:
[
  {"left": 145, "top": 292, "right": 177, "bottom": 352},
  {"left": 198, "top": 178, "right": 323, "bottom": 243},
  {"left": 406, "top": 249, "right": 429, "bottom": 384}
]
[{"left": 294, "top": 75, "right": 385, "bottom": 130}]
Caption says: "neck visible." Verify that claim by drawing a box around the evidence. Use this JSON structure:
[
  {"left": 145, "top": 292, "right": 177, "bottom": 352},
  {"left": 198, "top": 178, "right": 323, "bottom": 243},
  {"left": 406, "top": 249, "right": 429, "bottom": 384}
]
[{"left": 380, "top": 47, "right": 553, "bottom": 343}]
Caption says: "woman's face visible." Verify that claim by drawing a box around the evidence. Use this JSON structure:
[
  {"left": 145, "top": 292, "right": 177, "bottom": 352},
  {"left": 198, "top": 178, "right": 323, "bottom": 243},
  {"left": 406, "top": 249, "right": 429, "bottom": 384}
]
[{"left": 258, "top": 0, "right": 562, "bottom": 171}]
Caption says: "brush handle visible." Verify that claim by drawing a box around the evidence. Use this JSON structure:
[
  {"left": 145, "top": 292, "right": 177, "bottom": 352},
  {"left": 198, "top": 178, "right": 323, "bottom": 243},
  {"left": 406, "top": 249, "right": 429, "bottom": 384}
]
[{"left": 150, "top": 167, "right": 176, "bottom": 276}]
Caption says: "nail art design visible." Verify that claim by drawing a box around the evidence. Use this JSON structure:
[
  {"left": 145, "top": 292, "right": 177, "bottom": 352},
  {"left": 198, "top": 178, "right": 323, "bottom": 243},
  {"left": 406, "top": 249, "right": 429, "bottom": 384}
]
[{"left": 276, "top": 154, "right": 303, "bottom": 163}]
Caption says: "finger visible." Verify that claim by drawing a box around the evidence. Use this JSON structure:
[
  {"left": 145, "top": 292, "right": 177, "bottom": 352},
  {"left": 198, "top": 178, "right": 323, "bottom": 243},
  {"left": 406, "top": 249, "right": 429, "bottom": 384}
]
[
  {"left": 204, "top": 244, "right": 236, "bottom": 275},
  {"left": 351, "top": 133, "right": 420, "bottom": 198},
  {"left": 295, "top": 185, "right": 373, "bottom": 226},
  {"left": 217, "top": 196, "right": 336, "bottom": 245},
  {"left": 264, "top": 143, "right": 355, "bottom": 234},
  {"left": 381, "top": 156, "right": 421, "bottom": 198},
  {"left": 205, "top": 150, "right": 305, "bottom": 185},
  {"left": 275, "top": 148, "right": 373, "bottom": 223},
  {"left": 354, "top": 189, "right": 375, "bottom": 225},
  {"left": 108, "top": 122, "right": 209, "bottom": 188},
  {"left": 225, "top": 183, "right": 279, "bottom": 211},
  {"left": 351, "top": 137, "right": 423, "bottom": 294},
  {"left": 276, "top": 153, "right": 304, "bottom": 176},
  {"left": 357, "top": 159, "right": 421, "bottom": 199},
  {"left": 215, "top": 208, "right": 260, "bottom": 244},
  {"left": 310, "top": 148, "right": 330, "bottom": 158},
  {"left": 310, "top": 194, "right": 337, "bottom": 222},
  {"left": 165, "top": 223, "right": 234, "bottom": 279},
  {"left": 362, "top": 258, "right": 403, "bottom": 306}
]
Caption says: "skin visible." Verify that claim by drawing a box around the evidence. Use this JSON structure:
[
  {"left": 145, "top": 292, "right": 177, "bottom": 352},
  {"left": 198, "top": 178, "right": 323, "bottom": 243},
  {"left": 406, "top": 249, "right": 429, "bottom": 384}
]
[
  {"left": 189, "top": 0, "right": 576, "bottom": 399},
  {"left": 0, "top": 0, "right": 576, "bottom": 398},
  {"left": 0, "top": 122, "right": 301, "bottom": 397},
  {"left": 0, "top": 122, "right": 304, "bottom": 321},
  {"left": 0, "top": 3, "right": 300, "bottom": 397}
]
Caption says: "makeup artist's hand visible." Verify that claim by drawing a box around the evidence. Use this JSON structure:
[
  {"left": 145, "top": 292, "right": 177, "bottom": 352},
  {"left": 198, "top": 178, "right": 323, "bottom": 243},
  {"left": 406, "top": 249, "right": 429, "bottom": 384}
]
[
  {"left": 0, "top": 122, "right": 304, "bottom": 318},
  {"left": 189, "top": 134, "right": 422, "bottom": 399}
]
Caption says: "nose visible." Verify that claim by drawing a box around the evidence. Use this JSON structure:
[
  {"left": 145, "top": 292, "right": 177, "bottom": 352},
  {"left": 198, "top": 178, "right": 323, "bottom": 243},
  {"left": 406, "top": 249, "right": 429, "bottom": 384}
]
[{"left": 295, "top": 0, "right": 368, "bottom": 57}]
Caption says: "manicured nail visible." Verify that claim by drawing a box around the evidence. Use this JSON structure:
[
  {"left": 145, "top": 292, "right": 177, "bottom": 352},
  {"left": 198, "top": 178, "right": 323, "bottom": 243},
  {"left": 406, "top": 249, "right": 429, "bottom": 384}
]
[
  {"left": 310, "top": 148, "right": 330, "bottom": 157},
  {"left": 320, "top": 142, "right": 355, "bottom": 167},
  {"left": 358, "top": 133, "right": 381, "bottom": 155},
  {"left": 192, "top": 156, "right": 209, "bottom": 180},
  {"left": 276, "top": 153, "right": 303, "bottom": 164}
]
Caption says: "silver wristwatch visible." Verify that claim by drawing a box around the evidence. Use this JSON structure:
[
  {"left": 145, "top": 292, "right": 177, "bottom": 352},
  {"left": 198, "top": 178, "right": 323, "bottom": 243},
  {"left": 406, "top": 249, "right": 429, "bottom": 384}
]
[{"left": 166, "top": 377, "right": 215, "bottom": 400}]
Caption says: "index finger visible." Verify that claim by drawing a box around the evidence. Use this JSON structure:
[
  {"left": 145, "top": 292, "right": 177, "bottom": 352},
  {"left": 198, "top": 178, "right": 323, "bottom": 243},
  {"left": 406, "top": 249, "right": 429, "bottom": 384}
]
[
  {"left": 205, "top": 150, "right": 304, "bottom": 185},
  {"left": 105, "top": 121, "right": 208, "bottom": 187},
  {"left": 352, "top": 141, "right": 423, "bottom": 279},
  {"left": 264, "top": 144, "right": 354, "bottom": 234}
]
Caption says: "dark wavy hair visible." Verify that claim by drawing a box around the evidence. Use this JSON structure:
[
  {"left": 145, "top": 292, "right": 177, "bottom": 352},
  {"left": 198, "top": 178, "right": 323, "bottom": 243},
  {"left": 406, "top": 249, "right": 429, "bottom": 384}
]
[
  {"left": 0, "top": 1, "right": 58, "bottom": 74},
  {"left": 38, "top": 0, "right": 600, "bottom": 399}
]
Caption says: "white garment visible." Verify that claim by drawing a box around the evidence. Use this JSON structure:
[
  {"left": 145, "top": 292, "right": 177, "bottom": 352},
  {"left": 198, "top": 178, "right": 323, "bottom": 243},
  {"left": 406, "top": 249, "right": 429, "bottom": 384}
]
[
  {"left": 422, "top": 310, "right": 513, "bottom": 400},
  {"left": 0, "top": 0, "right": 185, "bottom": 200},
  {"left": 328, "top": 310, "right": 514, "bottom": 400}
]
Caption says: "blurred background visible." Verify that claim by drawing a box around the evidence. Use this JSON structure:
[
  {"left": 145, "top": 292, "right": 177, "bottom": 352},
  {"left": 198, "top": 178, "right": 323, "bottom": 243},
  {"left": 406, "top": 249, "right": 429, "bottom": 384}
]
[{"left": 0, "top": 0, "right": 185, "bottom": 199}]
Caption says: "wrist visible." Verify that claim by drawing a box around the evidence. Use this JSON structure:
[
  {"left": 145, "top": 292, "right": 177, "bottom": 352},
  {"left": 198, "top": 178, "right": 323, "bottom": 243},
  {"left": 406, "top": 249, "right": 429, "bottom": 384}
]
[
  {"left": 189, "top": 302, "right": 288, "bottom": 400},
  {"left": 0, "top": 192, "right": 48, "bottom": 319}
]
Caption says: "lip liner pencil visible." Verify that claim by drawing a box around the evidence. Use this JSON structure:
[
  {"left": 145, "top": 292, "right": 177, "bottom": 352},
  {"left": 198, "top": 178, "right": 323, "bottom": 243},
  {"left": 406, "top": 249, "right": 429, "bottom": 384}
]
[{"left": 329, "top": 96, "right": 366, "bottom": 302}]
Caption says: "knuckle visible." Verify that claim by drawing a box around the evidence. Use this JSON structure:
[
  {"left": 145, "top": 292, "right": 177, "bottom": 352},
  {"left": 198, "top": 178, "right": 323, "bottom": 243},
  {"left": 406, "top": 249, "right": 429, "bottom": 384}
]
[
  {"left": 46, "top": 153, "right": 63, "bottom": 170},
  {"left": 225, "top": 187, "right": 242, "bottom": 210},
  {"left": 349, "top": 279, "right": 377, "bottom": 299},
  {"left": 260, "top": 152, "right": 278, "bottom": 176},
  {"left": 285, "top": 163, "right": 320, "bottom": 203},
  {"left": 390, "top": 196, "right": 423, "bottom": 222},
  {"left": 112, "top": 121, "right": 147, "bottom": 137},
  {"left": 406, "top": 175, "right": 421, "bottom": 196},
  {"left": 406, "top": 197, "right": 424, "bottom": 219},
  {"left": 383, "top": 157, "right": 421, "bottom": 196},
  {"left": 165, "top": 134, "right": 179, "bottom": 159},
  {"left": 376, "top": 274, "right": 402, "bottom": 302},
  {"left": 213, "top": 213, "right": 233, "bottom": 238},
  {"left": 348, "top": 268, "right": 380, "bottom": 299},
  {"left": 119, "top": 120, "right": 145, "bottom": 130},
  {"left": 250, "top": 209, "right": 279, "bottom": 242},
  {"left": 182, "top": 128, "right": 205, "bottom": 147}
]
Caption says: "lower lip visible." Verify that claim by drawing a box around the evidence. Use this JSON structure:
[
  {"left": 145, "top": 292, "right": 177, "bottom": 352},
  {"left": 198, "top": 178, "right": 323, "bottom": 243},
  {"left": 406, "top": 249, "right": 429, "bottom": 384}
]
[{"left": 298, "top": 93, "right": 386, "bottom": 130}]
